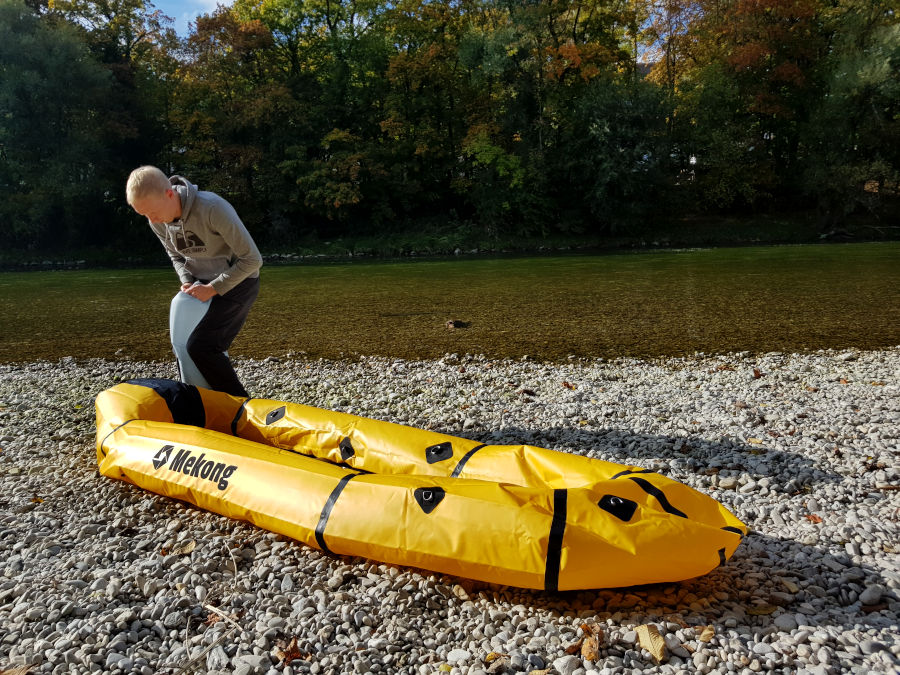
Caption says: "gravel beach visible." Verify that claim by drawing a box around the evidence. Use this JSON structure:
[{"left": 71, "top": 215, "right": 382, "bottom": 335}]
[{"left": 0, "top": 349, "right": 897, "bottom": 675}]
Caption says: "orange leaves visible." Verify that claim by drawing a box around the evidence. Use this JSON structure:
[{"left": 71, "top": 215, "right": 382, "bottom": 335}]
[
  {"left": 543, "top": 42, "right": 612, "bottom": 83},
  {"left": 729, "top": 43, "right": 771, "bottom": 71},
  {"left": 565, "top": 623, "right": 604, "bottom": 661},
  {"left": 273, "top": 637, "right": 311, "bottom": 664}
]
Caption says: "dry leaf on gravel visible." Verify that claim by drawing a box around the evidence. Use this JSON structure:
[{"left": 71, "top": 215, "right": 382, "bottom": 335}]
[
  {"left": 565, "top": 638, "right": 583, "bottom": 655},
  {"left": 582, "top": 635, "right": 600, "bottom": 661},
  {"left": 698, "top": 625, "right": 716, "bottom": 642},
  {"left": 273, "top": 637, "right": 310, "bottom": 664},
  {"left": 0, "top": 666, "right": 36, "bottom": 675},
  {"left": 781, "top": 579, "right": 800, "bottom": 593},
  {"left": 747, "top": 604, "right": 779, "bottom": 616},
  {"left": 636, "top": 624, "right": 667, "bottom": 664},
  {"left": 486, "top": 656, "right": 510, "bottom": 674},
  {"left": 170, "top": 539, "right": 196, "bottom": 555}
]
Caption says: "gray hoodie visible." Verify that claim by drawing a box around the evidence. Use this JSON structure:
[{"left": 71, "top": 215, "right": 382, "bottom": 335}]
[{"left": 149, "top": 176, "right": 262, "bottom": 296}]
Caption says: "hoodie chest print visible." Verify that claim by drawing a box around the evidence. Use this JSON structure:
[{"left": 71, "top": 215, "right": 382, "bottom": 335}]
[{"left": 172, "top": 227, "right": 207, "bottom": 254}]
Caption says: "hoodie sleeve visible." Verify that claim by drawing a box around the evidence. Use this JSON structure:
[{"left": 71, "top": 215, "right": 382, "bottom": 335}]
[
  {"left": 205, "top": 197, "right": 263, "bottom": 295},
  {"left": 150, "top": 223, "right": 196, "bottom": 286}
]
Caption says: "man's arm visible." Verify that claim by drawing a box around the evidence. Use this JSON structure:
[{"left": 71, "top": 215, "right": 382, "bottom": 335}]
[{"left": 205, "top": 198, "right": 263, "bottom": 296}]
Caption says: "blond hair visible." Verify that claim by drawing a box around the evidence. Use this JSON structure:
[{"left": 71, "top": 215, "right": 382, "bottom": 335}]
[{"left": 126, "top": 165, "right": 171, "bottom": 205}]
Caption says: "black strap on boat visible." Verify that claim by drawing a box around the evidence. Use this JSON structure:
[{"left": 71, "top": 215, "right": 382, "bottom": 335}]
[
  {"left": 450, "top": 444, "right": 487, "bottom": 477},
  {"left": 99, "top": 419, "right": 137, "bottom": 458},
  {"left": 610, "top": 468, "right": 655, "bottom": 480},
  {"left": 544, "top": 489, "right": 567, "bottom": 592},
  {"left": 231, "top": 398, "right": 253, "bottom": 435},
  {"left": 628, "top": 476, "right": 688, "bottom": 518},
  {"left": 315, "top": 473, "right": 357, "bottom": 555},
  {"left": 128, "top": 379, "right": 205, "bottom": 428}
]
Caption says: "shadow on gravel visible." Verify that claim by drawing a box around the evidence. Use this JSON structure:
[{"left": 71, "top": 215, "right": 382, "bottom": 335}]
[{"left": 400, "top": 528, "right": 895, "bottom": 636}]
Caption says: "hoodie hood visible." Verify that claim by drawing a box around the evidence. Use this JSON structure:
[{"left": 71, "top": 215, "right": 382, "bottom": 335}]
[{"left": 169, "top": 175, "right": 198, "bottom": 221}]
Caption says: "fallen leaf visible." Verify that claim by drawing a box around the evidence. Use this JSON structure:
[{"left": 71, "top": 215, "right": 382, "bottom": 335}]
[
  {"left": 870, "top": 381, "right": 885, "bottom": 386},
  {"left": 582, "top": 635, "right": 600, "bottom": 661},
  {"left": 170, "top": 539, "right": 196, "bottom": 555},
  {"left": 805, "top": 514, "right": 823, "bottom": 524},
  {"left": 529, "top": 671, "right": 549, "bottom": 675},
  {"left": 0, "top": 666, "right": 36, "bottom": 675},
  {"left": 565, "top": 638, "right": 583, "bottom": 655},
  {"left": 805, "top": 386, "right": 819, "bottom": 392},
  {"left": 486, "top": 656, "right": 510, "bottom": 674},
  {"left": 204, "top": 612, "right": 222, "bottom": 626},
  {"left": 439, "top": 665, "right": 453, "bottom": 673},
  {"left": 839, "top": 378, "right": 849, "bottom": 385},
  {"left": 747, "top": 438, "right": 763, "bottom": 444},
  {"left": 484, "top": 652, "right": 505, "bottom": 663},
  {"left": 30, "top": 495, "right": 44, "bottom": 504},
  {"left": 562, "top": 381, "right": 575, "bottom": 389},
  {"left": 753, "top": 368, "right": 763, "bottom": 379},
  {"left": 781, "top": 579, "right": 800, "bottom": 593},
  {"left": 636, "top": 624, "right": 667, "bottom": 664},
  {"left": 747, "top": 604, "right": 778, "bottom": 616},
  {"left": 582, "top": 622, "right": 604, "bottom": 636},
  {"left": 273, "top": 637, "right": 310, "bottom": 663},
  {"left": 698, "top": 625, "right": 715, "bottom": 642}
]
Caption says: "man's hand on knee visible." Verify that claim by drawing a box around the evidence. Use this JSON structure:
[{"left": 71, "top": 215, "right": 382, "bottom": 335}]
[{"left": 185, "top": 283, "right": 218, "bottom": 302}]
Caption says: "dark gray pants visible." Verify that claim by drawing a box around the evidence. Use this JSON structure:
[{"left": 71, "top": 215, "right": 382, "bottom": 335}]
[{"left": 186, "top": 276, "right": 260, "bottom": 397}]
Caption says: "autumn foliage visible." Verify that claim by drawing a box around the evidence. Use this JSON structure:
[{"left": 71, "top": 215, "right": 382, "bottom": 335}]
[{"left": 0, "top": 0, "right": 897, "bottom": 253}]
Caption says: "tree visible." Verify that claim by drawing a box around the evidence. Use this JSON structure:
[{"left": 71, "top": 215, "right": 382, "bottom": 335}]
[{"left": 0, "top": 0, "right": 121, "bottom": 250}]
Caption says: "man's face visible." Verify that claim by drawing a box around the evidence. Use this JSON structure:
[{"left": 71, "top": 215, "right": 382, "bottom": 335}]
[{"left": 131, "top": 189, "right": 179, "bottom": 224}]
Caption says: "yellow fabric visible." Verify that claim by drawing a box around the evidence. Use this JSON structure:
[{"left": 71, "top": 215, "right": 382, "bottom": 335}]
[{"left": 96, "top": 380, "right": 746, "bottom": 590}]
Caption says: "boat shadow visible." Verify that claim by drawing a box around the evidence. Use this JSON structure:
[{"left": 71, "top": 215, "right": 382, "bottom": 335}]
[{"left": 379, "top": 529, "right": 895, "bottom": 635}]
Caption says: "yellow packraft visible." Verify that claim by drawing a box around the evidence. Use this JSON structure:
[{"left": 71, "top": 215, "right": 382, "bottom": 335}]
[{"left": 96, "top": 379, "right": 745, "bottom": 590}]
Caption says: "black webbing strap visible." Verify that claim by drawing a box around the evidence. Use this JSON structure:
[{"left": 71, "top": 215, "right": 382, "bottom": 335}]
[
  {"left": 450, "top": 444, "right": 487, "bottom": 478},
  {"left": 628, "top": 476, "right": 688, "bottom": 518},
  {"left": 99, "top": 419, "right": 137, "bottom": 458},
  {"left": 544, "top": 488, "right": 568, "bottom": 592},
  {"left": 315, "top": 474, "right": 357, "bottom": 555},
  {"left": 231, "top": 398, "right": 253, "bottom": 435}
]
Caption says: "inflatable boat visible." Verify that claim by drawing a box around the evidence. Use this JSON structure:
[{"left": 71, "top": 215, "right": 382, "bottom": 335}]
[{"left": 95, "top": 379, "right": 746, "bottom": 590}]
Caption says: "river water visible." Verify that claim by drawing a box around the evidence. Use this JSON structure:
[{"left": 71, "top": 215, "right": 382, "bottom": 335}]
[{"left": 1, "top": 242, "right": 898, "bottom": 362}]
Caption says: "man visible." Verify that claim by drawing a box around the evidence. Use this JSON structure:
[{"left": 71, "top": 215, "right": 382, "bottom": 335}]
[{"left": 126, "top": 166, "right": 262, "bottom": 397}]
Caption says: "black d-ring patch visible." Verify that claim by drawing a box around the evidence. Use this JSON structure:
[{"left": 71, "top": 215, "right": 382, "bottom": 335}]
[
  {"left": 425, "top": 442, "right": 453, "bottom": 464},
  {"left": 414, "top": 487, "right": 445, "bottom": 514},
  {"left": 265, "top": 406, "right": 286, "bottom": 425},
  {"left": 339, "top": 437, "right": 355, "bottom": 461},
  {"left": 598, "top": 494, "right": 638, "bottom": 522}
]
